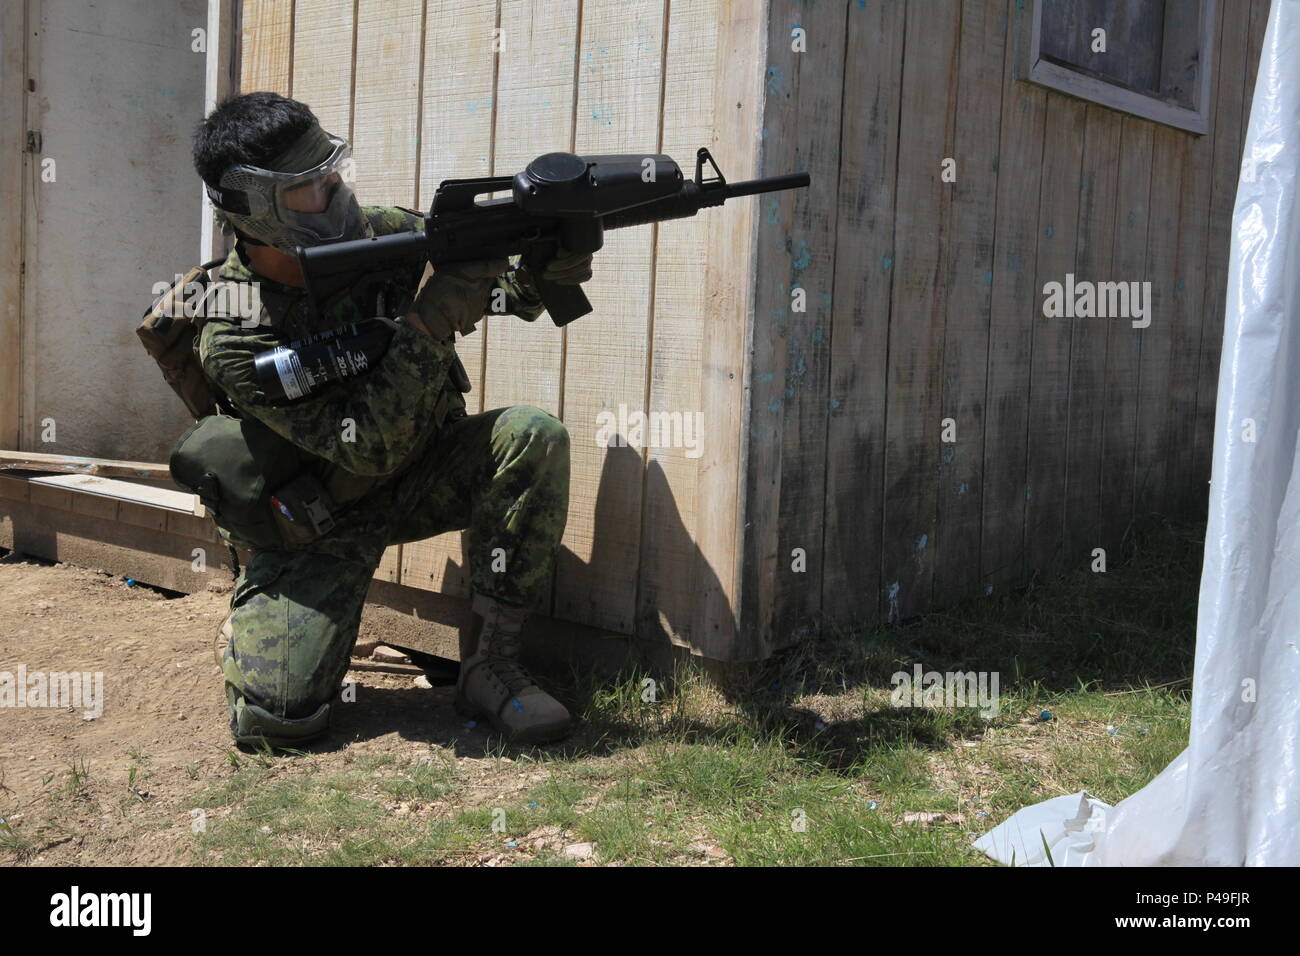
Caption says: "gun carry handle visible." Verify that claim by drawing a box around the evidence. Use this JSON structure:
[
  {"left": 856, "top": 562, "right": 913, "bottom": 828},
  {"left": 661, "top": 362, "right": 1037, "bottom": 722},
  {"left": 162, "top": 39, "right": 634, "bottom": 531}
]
[{"left": 524, "top": 244, "right": 594, "bottom": 326}]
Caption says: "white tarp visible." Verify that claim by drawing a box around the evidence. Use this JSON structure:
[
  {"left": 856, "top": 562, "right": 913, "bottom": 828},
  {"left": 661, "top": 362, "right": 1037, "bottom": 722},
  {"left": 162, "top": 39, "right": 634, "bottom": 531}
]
[{"left": 976, "top": 0, "right": 1300, "bottom": 867}]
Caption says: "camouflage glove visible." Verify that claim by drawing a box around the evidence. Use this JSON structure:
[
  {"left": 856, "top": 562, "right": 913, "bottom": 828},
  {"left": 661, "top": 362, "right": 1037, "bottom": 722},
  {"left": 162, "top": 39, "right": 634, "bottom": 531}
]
[
  {"left": 407, "top": 258, "right": 510, "bottom": 337},
  {"left": 541, "top": 246, "right": 593, "bottom": 285}
]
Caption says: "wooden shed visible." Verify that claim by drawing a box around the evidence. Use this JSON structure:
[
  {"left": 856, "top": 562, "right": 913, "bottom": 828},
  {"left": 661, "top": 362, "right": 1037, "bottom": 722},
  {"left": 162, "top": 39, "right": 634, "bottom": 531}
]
[{"left": 1, "top": 0, "right": 1268, "bottom": 663}]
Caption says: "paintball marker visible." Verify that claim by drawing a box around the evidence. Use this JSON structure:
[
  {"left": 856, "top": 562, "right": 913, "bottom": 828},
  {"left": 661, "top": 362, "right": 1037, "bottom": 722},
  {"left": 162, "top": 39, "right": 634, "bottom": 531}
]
[{"left": 297, "top": 147, "right": 811, "bottom": 326}]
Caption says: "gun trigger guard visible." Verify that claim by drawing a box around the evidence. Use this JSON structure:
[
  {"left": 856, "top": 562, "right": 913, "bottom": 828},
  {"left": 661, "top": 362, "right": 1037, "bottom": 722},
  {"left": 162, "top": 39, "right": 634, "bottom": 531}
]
[{"left": 695, "top": 147, "right": 725, "bottom": 188}]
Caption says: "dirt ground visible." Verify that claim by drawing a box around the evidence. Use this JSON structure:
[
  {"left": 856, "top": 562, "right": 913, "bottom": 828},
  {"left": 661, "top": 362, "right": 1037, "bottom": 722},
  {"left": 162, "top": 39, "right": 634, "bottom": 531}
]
[{"left": 0, "top": 552, "right": 515, "bottom": 866}]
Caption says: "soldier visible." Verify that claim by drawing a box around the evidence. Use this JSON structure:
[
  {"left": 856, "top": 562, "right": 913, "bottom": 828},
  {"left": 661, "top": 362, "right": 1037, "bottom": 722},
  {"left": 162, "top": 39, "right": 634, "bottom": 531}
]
[{"left": 189, "top": 92, "right": 591, "bottom": 747}]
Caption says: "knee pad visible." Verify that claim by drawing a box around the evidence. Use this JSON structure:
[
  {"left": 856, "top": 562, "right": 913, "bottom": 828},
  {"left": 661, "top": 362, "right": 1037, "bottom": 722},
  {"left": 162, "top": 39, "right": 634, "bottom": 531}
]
[{"left": 230, "top": 697, "right": 331, "bottom": 749}]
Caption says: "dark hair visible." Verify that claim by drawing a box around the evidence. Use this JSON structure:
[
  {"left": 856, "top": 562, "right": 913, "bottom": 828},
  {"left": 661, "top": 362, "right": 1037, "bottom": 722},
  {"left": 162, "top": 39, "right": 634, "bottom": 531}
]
[{"left": 193, "top": 92, "right": 319, "bottom": 188}]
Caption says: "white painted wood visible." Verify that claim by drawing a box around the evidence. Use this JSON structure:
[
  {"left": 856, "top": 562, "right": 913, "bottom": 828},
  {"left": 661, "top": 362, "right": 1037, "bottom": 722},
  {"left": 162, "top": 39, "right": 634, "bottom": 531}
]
[
  {"left": 202, "top": 0, "right": 239, "bottom": 264},
  {"left": 22, "top": 0, "right": 209, "bottom": 462},
  {"left": 22, "top": 473, "right": 203, "bottom": 515}
]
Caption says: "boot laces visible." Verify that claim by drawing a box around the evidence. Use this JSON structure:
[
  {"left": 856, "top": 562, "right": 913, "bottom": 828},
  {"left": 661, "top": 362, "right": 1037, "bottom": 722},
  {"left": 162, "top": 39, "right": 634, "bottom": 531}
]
[{"left": 482, "top": 631, "right": 536, "bottom": 695}]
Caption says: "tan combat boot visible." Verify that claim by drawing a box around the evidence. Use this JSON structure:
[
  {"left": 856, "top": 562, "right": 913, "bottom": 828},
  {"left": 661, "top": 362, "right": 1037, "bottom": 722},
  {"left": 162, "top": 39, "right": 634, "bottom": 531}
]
[{"left": 455, "top": 593, "right": 572, "bottom": 744}]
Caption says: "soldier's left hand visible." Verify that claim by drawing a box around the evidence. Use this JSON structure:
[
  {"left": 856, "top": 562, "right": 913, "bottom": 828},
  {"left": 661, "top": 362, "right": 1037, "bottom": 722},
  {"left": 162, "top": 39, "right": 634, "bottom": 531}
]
[{"left": 542, "top": 246, "right": 593, "bottom": 285}]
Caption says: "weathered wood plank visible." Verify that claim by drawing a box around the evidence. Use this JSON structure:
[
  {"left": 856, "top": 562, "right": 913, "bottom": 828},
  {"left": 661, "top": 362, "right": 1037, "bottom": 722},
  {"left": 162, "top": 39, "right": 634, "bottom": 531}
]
[
  {"left": 1133, "top": 125, "right": 1186, "bottom": 516},
  {"left": 350, "top": 0, "right": 423, "bottom": 206},
  {"left": 880, "top": 0, "right": 961, "bottom": 622},
  {"left": 933, "top": 0, "right": 1008, "bottom": 607},
  {"left": 691, "top": 0, "right": 766, "bottom": 658},
  {"left": 821, "top": 0, "right": 906, "bottom": 629},
  {"left": 553, "top": 0, "right": 665, "bottom": 635},
  {"left": 1191, "top": 4, "right": 1250, "bottom": 509},
  {"left": 1023, "top": 93, "right": 1085, "bottom": 577},
  {"left": 1, "top": 497, "right": 237, "bottom": 591},
  {"left": 636, "top": 0, "right": 719, "bottom": 650},
  {"left": 23, "top": 473, "right": 201, "bottom": 514},
  {"left": 0, "top": 450, "right": 171, "bottom": 481},
  {"left": 981, "top": 0, "right": 1047, "bottom": 595},
  {"left": 1098, "top": 115, "right": 1152, "bottom": 551},
  {"left": 481, "top": 0, "right": 578, "bottom": 417},
  {"left": 740, "top": 0, "right": 848, "bottom": 647},
  {"left": 116, "top": 500, "right": 169, "bottom": 532},
  {"left": 1242, "top": 0, "right": 1270, "bottom": 144},
  {"left": 1164, "top": 2, "right": 1223, "bottom": 518},
  {"left": 290, "top": 0, "right": 355, "bottom": 135},
  {"left": 0, "top": 0, "right": 24, "bottom": 450},
  {"left": 1061, "top": 104, "right": 1121, "bottom": 565},
  {"left": 240, "top": 0, "right": 293, "bottom": 94},
  {"left": 400, "top": 0, "right": 501, "bottom": 597},
  {"left": 0, "top": 474, "right": 31, "bottom": 503}
]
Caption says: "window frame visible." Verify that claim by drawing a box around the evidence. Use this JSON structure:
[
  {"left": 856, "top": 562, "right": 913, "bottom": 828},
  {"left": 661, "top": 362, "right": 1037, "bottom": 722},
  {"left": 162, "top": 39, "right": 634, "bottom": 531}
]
[{"left": 1020, "top": 0, "right": 1218, "bottom": 135}]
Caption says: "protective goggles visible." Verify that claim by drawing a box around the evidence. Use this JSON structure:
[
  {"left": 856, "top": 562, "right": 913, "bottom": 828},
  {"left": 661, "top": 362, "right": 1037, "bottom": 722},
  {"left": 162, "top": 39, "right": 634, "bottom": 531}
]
[{"left": 207, "top": 135, "right": 361, "bottom": 247}]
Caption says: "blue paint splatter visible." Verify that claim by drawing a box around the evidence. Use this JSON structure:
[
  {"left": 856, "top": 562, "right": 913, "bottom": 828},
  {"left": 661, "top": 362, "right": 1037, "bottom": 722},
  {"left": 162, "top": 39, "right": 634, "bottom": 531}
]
[
  {"left": 916, "top": 534, "right": 928, "bottom": 551},
  {"left": 958, "top": 482, "right": 968, "bottom": 495},
  {"left": 768, "top": 397, "right": 782, "bottom": 413},
  {"left": 757, "top": 371, "right": 774, "bottom": 384},
  {"left": 942, "top": 447, "right": 955, "bottom": 463},
  {"left": 830, "top": 398, "right": 842, "bottom": 410},
  {"left": 881, "top": 256, "right": 893, "bottom": 271},
  {"left": 984, "top": 270, "right": 993, "bottom": 286},
  {"left": 765, "top": 198, "right": 780, "bottom": 224},
  {"left": 1044, "top": 225, "right": 1054, "bottom": 238},
  {"left": 766, "top": 67, "right": 785, "bottom": 97},
  {"left": 811, "top": 327, "right": 824, "bottom": 344},
  {"left": 791, "top": 239, "right": 812, "bottom": 274}
]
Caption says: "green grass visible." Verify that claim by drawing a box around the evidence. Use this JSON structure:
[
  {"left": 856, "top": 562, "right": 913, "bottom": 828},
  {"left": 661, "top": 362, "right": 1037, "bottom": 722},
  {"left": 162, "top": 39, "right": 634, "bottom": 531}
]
[{"left": 176, "top": 516, "right": 1198, "bottom": 867}]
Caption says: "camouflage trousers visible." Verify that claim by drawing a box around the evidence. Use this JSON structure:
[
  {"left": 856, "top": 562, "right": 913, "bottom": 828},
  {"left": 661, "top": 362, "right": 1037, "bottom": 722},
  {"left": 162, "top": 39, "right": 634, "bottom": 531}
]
[{"left": 219, "top": 405, "right": 570, "bottom": 741}]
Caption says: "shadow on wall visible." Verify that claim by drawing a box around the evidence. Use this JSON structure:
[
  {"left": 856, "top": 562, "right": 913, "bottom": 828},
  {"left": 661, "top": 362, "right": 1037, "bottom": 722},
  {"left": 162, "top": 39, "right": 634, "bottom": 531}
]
[{"left": 435, "top": 436, "right": 733, "bottom": 657}]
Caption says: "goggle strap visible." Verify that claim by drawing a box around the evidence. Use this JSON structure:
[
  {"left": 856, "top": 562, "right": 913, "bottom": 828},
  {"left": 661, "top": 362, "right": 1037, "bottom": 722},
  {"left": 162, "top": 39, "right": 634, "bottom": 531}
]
[{"left": 207, "top": 183, "right": 251, "bottom": 215}]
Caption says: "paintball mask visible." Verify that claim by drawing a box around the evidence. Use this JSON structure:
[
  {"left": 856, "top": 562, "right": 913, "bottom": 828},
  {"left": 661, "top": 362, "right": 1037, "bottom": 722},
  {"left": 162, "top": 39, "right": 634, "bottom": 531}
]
[{"left": 206, "top": 124, "right": 366, "bottom": 254}]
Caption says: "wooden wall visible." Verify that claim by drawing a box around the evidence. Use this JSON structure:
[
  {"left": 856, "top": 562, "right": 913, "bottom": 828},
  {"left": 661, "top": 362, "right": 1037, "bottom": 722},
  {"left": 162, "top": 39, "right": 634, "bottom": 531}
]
[
  {"left": 744, "top": 0, "right": 1269, "bottom": 656},
  {"left": 239, "top": 0, "right": 742, "bottom": 655},
  {"left": 238, "top": 0, "right": 1267, "bottom": 661}
]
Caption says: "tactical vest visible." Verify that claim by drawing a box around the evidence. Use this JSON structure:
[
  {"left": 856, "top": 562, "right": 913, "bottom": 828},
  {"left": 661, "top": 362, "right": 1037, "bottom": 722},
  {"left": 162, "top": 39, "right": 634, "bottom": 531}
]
[{"left": 139, "top": 257, "right": 469, "bottom": 550}]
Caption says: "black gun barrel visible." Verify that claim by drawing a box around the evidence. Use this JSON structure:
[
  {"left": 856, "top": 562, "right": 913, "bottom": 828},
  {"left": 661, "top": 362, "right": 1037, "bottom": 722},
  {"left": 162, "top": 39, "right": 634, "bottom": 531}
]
[
  {"left": 299, "top": 227, "right": 427, "bottom": 281},
  {"left": 724, "top": 172, "right": 811, "bottom": 198}
]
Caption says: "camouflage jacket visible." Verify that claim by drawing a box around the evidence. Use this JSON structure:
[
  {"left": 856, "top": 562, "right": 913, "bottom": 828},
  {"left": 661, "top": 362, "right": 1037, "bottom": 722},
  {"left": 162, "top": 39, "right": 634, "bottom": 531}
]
[{"left": 197, "top": 205, "right": 545, "bottom": 514}]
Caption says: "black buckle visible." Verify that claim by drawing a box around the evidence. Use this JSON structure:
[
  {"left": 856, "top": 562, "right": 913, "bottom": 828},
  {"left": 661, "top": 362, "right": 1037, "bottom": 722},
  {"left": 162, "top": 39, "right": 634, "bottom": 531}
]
[{"left": 196, "top": 472, "right": 221, "bottom": 511}]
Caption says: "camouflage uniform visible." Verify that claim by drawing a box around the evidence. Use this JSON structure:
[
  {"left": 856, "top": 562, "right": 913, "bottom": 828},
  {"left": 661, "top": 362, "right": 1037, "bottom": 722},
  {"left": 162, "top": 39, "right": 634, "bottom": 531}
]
[{"left": 198, "top": 206, "right": 570, "bottom": 745}]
